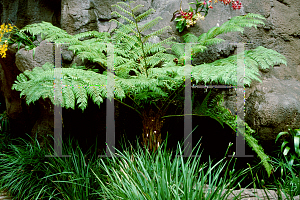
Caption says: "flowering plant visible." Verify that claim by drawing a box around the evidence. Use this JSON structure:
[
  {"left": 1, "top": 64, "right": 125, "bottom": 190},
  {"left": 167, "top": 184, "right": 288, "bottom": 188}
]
[
  {"left": 0, "top": 20, "right": 36, "bottom": 59},
  {"left": 172, "top": 0, "right": 242, "bottom": 32},
  {"left": 0, "top": 23, "right": 14, "bottom": 58}
]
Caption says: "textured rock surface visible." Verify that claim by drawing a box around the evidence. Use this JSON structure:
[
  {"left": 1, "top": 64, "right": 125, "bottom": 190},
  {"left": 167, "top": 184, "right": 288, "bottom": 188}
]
[
  {"left": 192, "top": 184, "right": 300, "bottom": 200},
  {"left": 0, "top": 0, "right": 61, "bottom": 29},
  {"left": 15, "top": 40, "right": 54, "bottom": 72}
]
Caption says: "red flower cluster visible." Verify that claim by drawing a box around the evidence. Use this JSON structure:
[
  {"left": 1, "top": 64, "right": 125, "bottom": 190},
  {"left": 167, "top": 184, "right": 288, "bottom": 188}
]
[
  {"left": 218, "top": 0, "right": 242, "bottom": 10},
  {"left": 180, "top": 10, "right": 194, "bottom": 20},
  {"left": 231, "top": 0, "right": 242, "bottom": 10}
]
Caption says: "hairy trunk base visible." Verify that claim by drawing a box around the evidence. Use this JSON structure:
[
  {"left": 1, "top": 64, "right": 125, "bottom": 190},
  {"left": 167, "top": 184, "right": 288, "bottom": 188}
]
[{"left": 141, "top": 106, "right": 166, "bottom": 155}]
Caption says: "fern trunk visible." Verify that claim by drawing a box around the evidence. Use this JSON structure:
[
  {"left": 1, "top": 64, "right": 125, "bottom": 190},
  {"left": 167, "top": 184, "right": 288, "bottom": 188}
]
[{"left": 141, "top": 105, "right": 167, "bottom": 154}]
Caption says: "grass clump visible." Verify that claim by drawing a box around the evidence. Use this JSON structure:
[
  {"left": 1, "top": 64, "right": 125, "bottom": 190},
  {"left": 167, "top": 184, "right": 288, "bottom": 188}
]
[{"left": 0, "top": 129, "right": 299, "bottom": 199}]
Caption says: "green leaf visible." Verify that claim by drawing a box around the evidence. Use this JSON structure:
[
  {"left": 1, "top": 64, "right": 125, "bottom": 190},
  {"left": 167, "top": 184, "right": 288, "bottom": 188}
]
[
  {"left": 17, "top": 41, "right": 22, "bottom": 51},
  {"left": 176, "top": 20, "right": 183, "bottom": 30},
  {"left": 275, "top": 131, "right": 289, "bottom": 143},
  {"left": 283, "top": 146, "right": 290, "bottom": 156},
  {"left": 281, "top": 141, "right": 289, "bottom": 153},
  {"left": 204, "top": 9, "right": 209, "bottom": 17},
  {"left": 136, "top": 8, "right": 156, "bottom": 22},
  {"left": 288, "top": 155, "right": 295, "bottom": 166},
  {"left": 294, "top": 135, "right": 300, "bottom": 156},
  {"left": 179, "top": 20, "right": 186, "bottom": 32},
  {"left": 295, "top": 129, "right": 300, "bottom": 136},
  {"left": 32, "top": 47, "right": 36, "bottom": 60}
]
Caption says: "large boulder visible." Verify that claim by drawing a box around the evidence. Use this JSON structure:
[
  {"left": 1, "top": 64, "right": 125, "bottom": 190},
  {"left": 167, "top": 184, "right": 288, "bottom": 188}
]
[{"left": 0, "top": 0, "right": 61, "bottom": 30}]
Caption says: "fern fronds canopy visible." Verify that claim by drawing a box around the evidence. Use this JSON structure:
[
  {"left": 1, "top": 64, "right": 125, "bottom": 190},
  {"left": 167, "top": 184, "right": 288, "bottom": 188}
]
[
  {"left": 164, "top": 46, "right": 286, "bottom": 87},
  {"left": 11, "top": 61, "right": 184, "bottom": 112},
  {"left": 182, "top": 13, "right": 266, "bottom": 55}
]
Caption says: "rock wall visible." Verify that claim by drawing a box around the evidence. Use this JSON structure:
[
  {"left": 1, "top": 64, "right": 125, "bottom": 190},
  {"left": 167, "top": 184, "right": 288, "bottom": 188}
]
[{"left": 0, "top": 0, "right": 300, "bottom": 156}]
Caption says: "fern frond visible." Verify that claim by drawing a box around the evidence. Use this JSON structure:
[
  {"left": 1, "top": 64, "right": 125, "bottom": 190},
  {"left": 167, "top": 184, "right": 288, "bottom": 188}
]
[
  {"left": 151, "top": 51, "right": 176, "bottom": 65},
  {"left": 182, "top": 33, "right": 198, "bottom": 43},
  {"left": 143, "top": 42, "right": 166, "bottom": 55},
  {"left": 191, "top": 46, "right": 286, "bottom": 86},
  {"left": 202, "top": 13, "right": 265, "bottom": 40},
  {"left": 116, "top": 44, "right": 141, "bottom": 60},
  {"left": 72, "top": 31, "right": 111, "bottom": 41},
  {"left": 179, "top": 13, "right": 266, "bottom": 53},
  {"left": 171, "top": 43, "right": 185, "bottom": 58},
  {"left": 110, "top": 21, "right": 138, "bottom": 39},
  {"left": 114, "top": 60, "right": 138, "bottom": 78},
  {"left": 42, "top": 32, "right": 74, "bottom": 43},
  {"left": 51, "top": 38, "right": 82, "bottom": 46},
  {"left": 135, "top": 8, "right": 155, "bottom": 22},
  {"left": 139, "top": 17, "right": 163, "bottom": 33},
  {"left": 20, "top": 21, "right": 112, "bottom": 49},
  {"left": 115, "top": 1, "right": 131, "bottom": 9},
  {"left": 114, "top": 30, "right": 141, "bottom": 47},
  {"left": 111, "top": 4, "right": 135, "bottom": 18},
  {"left": 111, "top": 11, "right": 136, "bottom": 27},
  {"left": 131, "top": 4, "right": 144, "bottom": 13},
  {"left": 144, "top": 37, "right": 175, "bottom": 54},
  {"left": 245, "top": 46, "right": 286, "bottom": 70},
  {"left": 11, "top": 62, "right": 124, "bottom": 112},
  {"left": 192, "top": 45, "right": 207, "bottom": 54},
  {"left": 244, "top": 131, "right": 273, "bottom": 177},
  {"left": 198, "top": 38, "right": 225, "bottom": 47},
  {"left": 142, "top": 26, "right": 171, "bottom": 43},
  {"left": 192, "top": 90, "right": 273, "bottom": 177},
  {"left": 146, "top": 52, "right": 167, "bottom": 67},
  {"left": 214, "top": 24, "right": 244, "bottom": 36},
  {"left": 19, "top": 21, "right": 67, "bottom": 40}
]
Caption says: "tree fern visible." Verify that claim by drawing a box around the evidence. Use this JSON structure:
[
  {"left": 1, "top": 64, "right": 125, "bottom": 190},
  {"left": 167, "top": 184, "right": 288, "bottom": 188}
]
[{"left": 13, "top": 1, "right": 287, "bottom": 171}]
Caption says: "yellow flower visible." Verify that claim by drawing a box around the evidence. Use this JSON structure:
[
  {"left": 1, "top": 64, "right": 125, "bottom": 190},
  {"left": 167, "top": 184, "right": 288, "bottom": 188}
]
[
  {"left": 0, "top": 37, "right": 8, "bottom": 58},
  {"left": 0, "top": 43, "right": 8, "bottom": 58},
  {"left": 7, "top": 24, "right": 14, "bottom": 32},
  {"left": 0, "top": 23, "right": 35, "bottom": 58},
  {"left": 0, "top": 23, "right": 14, "bottom": 34}
]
